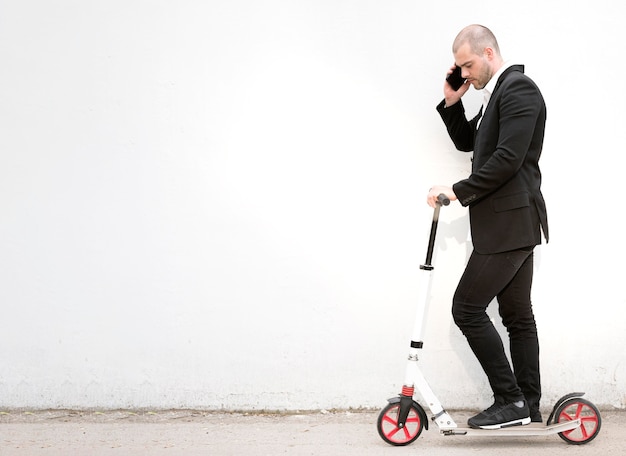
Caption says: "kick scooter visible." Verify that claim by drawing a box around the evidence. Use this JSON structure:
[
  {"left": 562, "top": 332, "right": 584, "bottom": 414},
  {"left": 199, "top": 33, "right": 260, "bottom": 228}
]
[{"left": 376, "top": 194, "right": 602, "bottom": 446}]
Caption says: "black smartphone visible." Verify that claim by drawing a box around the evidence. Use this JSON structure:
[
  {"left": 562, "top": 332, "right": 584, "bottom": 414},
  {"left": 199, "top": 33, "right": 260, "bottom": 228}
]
[{"left": 446, "top": 65, "right": 466, "bottom": 91}]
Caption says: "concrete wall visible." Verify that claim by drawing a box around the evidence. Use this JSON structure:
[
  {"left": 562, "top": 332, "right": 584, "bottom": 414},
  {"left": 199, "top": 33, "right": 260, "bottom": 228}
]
[{"left": 1, "top": 0, "right": 624, "bottom": 411}]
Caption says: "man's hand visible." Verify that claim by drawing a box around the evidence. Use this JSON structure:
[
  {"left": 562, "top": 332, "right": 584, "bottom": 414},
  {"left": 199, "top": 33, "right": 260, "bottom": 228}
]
[
  {"left": 443, "top": 64, "right": 470, "bottom": 107},
  {"left": 427, "top": 186, "right": 457, "bottom": 208}
]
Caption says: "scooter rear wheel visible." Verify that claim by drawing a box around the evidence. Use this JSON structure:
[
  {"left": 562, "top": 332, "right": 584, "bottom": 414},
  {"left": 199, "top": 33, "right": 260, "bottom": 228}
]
[
  {"left": 377, "top": 402, "right": 424, "bottom": 446},
  {"left": 555, "top": 397, "right": 601, "bottom": 444}
]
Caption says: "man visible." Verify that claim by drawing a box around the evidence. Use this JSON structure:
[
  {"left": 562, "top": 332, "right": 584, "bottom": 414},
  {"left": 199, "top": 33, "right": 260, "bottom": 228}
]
[{"left": 427, "top": 24, "right": 548, "bottom": 430}]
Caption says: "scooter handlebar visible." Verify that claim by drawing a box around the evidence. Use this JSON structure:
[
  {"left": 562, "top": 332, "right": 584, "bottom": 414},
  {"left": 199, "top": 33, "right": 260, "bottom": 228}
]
[{"left": 437, "top": 193, "right": 450, "bottom": 206}]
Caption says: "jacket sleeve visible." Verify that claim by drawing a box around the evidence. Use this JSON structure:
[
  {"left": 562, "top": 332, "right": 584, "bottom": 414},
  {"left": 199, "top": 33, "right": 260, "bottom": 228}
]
[{"left": 436, "top": 99, "right": 481, "bottom": 152}]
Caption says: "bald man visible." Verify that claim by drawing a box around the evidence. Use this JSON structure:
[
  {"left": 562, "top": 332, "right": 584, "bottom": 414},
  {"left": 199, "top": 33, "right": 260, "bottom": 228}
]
[{"left": 428, "top": 24, "right": 548, "bottom": 430}]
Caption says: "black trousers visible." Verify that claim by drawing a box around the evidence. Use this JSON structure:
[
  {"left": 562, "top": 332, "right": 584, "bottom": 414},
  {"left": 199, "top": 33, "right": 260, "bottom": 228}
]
[{"left": 452, "top": 246, "right": 541, "bottom": 414}]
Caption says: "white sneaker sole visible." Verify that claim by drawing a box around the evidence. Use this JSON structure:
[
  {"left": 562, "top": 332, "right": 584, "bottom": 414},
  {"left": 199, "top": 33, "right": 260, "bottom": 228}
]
[{"left": 478, "top": 416, "right": 531, "bottom": 430}]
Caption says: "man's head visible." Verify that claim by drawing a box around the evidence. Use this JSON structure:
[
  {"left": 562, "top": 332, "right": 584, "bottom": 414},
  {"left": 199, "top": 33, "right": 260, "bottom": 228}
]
[{"left": 452, "top": 25, "right": 503, "bottom": 90}]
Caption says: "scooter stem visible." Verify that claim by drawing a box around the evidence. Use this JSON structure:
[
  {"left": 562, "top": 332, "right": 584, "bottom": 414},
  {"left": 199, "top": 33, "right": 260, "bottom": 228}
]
[{"left": 422, "top": 194, "right": 449, "bottom": 269}]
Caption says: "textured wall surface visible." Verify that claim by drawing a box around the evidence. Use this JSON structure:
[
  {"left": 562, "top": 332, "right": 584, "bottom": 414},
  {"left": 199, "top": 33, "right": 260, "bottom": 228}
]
[{"left": 1, "top": 0, "right": 624, "bottom": 411}]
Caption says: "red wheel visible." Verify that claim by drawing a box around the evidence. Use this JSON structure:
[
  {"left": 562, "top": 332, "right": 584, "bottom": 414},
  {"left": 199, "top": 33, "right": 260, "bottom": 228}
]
[
  {"left": 555, "top": 398, "right": 601, "bottom": 444},
  {"left": 377, "top": 402, "right": 424, "bottom": 446}
]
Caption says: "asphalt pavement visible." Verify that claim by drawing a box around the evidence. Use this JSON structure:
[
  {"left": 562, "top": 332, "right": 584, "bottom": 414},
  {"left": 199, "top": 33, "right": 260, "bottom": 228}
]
[{"left": 1, "top": 409, "right": 624, "bottom": 455}]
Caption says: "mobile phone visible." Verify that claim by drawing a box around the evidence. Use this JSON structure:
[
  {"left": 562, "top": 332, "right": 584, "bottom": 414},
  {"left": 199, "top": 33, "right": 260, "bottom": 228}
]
[{"left": 446, "top": 65, "right": 466, "bottom": 91}]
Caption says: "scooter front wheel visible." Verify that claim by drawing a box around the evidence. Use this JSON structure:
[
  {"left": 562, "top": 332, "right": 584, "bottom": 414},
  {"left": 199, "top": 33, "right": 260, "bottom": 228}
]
[
  {"left": 555, "top": 397, "right": 601, "bottom": 444},
  {"left": 377, "top": 402, "right": 424, "bottom": 446}
]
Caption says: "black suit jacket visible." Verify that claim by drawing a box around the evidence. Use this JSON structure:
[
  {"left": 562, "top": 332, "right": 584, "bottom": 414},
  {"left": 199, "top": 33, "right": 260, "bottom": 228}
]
[{"left": 436, "top": 65, "right": 548, "bottom": 254}]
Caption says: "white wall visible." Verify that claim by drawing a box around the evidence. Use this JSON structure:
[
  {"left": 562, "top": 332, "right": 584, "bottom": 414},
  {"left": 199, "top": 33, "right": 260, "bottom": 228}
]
[{"left": 1, "top": 0, "right": 624, "bottom": 411}]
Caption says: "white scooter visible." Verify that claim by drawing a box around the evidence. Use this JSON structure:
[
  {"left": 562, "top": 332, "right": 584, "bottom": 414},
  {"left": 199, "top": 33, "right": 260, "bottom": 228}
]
[{"left": 376, "top": 195, "right": 601, "bottom": 446}]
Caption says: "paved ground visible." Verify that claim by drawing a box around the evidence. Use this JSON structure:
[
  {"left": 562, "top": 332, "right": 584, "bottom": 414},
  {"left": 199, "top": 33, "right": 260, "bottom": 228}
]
[{"left": 0, "top": 409, "right": 624, "bottom": 455}]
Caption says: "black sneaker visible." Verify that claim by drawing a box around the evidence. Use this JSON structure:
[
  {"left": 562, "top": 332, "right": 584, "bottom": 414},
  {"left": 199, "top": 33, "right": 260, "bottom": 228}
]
[
  {"left": 468, "top": 400, "right": 531, "bottom": 429},
  {"left": 530, "top": 409, "right": 542, "bottom": 423}
]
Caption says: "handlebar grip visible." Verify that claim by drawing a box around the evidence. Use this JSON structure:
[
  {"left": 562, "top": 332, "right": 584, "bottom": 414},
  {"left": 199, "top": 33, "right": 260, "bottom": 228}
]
[{"left": 437, "top": 194, "right": 450, "bottom": 206}]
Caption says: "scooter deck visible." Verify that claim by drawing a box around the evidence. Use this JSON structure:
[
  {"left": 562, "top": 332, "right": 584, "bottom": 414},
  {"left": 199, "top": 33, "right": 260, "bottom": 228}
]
[{"left": 440, "top": 419, "right": 581, "bottom": 437}]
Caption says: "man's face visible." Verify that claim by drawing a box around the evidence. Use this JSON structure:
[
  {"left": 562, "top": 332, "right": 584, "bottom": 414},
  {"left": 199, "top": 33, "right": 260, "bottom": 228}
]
[{"left": 454, "top": 42, "right": 493, "bottom": 90}]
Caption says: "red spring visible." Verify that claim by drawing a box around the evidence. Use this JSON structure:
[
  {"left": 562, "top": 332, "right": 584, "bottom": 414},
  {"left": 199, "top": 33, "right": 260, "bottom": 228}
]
[{"left": 401, "top": 385, "right": 414, "bottom": 397}]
